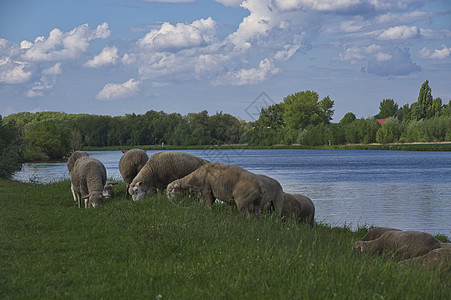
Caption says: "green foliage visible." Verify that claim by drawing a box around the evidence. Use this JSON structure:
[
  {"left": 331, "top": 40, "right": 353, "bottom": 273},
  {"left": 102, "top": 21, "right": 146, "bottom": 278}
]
[
  {"left": 376, "top": 117, "right": 403, "bottom": 144},
  {"left": 344, "top": 118, "right": 380, "bottom": 144},
  {"left": 1, "top": 179, "right": 449, "bottom": 299},
  {"left": 339, "top": 112, "right": 356, "bottom": 125},
  {"left": 0, "top": 116, "right": 24, "bottom": 179},
  {"left": 377, "top": 99, "right": 399, "bottom": 119},
  {"left": 412, "top": 80, "right": 434, "bottom": 120},
  {"left": 282, "top": 91, "right": 334, "bottom": 130}
]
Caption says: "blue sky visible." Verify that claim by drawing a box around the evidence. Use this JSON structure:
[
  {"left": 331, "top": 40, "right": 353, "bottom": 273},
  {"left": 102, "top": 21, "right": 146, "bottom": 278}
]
[{"left": 1, "top": 0, "right": 450, "bottom": 122}]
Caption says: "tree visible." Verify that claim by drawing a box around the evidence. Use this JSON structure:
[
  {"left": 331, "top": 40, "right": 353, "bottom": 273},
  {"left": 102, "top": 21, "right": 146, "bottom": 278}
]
[
  {"left": 258, "top": 103, "right": 284, "bottom": 129},
  {"left": 282, "top": 90, "right": 334, "bottom": 130},
  {"left": 0, "top": 116, "right": 23, "bottom": 179},
  {"left": 377, "top": 99, "right": 398, "bottom": 119},
  {"left": 339, "top": 112, "right": 356, "bottom": 125},
  {"left": 413, "top": 80, "right": 433, "bottom": 120}
]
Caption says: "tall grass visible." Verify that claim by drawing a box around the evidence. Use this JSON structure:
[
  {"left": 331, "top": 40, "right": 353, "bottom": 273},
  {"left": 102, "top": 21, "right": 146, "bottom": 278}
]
[{"left": 1, "top": 179, "right": 449, "bottom": 299}]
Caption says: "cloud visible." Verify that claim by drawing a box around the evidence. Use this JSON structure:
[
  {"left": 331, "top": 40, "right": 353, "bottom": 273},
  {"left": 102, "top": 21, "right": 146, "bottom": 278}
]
[
  {"left": 273, "top": 0, "right": 426, "bottom": 13},
  {"left": 419, "top": 45, "right": 451, "bottom": 59},
  {"left": 84, "top": 46, "right": 119, "bottom": 68},
  {"left": 137, "top": 18, "right": 216, "bottom": 51},
  {"left": 42, "top": 63, "right": 62, "bottom": 75},
  {"left": 215, "top": 58, "right": 279, "bottom": 85},
  {"left": 377, "top": 25, "right": 420, "bottom": 40},
  {"left": 366, "top": 47, "right": 421, "bottom": 76},
  {"left": 0, "top": 59, "right": 31, "bottom": 84},
  {"left": 21, "top": 22, "right": 110, "bottom": 61},
  {"left": 215, "top": 0, "right": 243, "bottom": 7},
  {"left": 96, "top": 78, "right": 141, "bottom": 100}
]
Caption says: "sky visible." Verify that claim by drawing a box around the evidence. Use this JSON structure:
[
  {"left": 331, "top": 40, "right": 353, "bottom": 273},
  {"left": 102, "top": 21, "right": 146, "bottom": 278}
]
[{"left": 1, "top": 0, "right": 450, "bottom": 122}]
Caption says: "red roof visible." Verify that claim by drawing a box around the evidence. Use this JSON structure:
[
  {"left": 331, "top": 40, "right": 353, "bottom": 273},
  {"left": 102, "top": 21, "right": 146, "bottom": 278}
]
[{"left": 376, "top": 118, "right": 387, "bottom": 125}]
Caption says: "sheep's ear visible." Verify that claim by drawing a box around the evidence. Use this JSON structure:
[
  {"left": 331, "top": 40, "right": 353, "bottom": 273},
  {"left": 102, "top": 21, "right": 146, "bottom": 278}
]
[
  {"left": 121, "top": 150, "right": 128, "bottom": 154},
  {"left": 137, "top": 181, "right": 144, "bottom": 187},
  {"left": 111, "top": 181, "right": 118, "bottom": 185},
  {"left": 82, "top": 194, "right": 90, "bottom": 199},
  {"left": 175, "top": 181, "right": 180, "bottom": 188}
]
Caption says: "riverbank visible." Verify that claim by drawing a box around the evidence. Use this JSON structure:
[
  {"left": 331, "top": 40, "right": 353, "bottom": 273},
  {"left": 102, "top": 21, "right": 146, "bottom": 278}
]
[
  {"left": 83, "top": 142, "right": 451, "bottom": 152},
  {"left": 1, "top": 179, "right": 449, "bottom": 299}
]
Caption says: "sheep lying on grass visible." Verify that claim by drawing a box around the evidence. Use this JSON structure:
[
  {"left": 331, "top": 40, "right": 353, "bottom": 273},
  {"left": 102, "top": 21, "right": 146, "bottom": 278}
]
[
  {"left": 70, "top": 156, "right": 117, "bottom": 208},
  {"left": 353, "top": 230, "right": 441, "bottom": 260},
  {"left": 129, "top": 151, "right": 209, "bottom": 200},
  {"left": 282, "top": 193, "right": 315, "bottom": 227},
  {"left": 67, "top": 151, "right": 89, "bottom": 202},
  {"left": 119, "top": 149, "right": 148, "bottom": 196},
  {"left": 167, "top": 163, "right": 265, "bottom": 218}
]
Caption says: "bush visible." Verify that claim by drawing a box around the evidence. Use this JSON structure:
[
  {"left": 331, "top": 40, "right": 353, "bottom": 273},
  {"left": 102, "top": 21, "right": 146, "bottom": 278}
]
[
  {"left": 376, "top": 117, "right": 402, "bottom": 144},
  {"left": 0, "top": 116, "right": 23, "bottom": 179}
]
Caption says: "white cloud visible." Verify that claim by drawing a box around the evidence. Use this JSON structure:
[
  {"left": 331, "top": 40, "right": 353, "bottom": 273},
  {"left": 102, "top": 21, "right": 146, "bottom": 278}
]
[
  {"left": 137, "top": 18, "right": 216, "bottom": 51},
  {"left": 42, "top": 63, "right": 62, "bottom": 75},
  {"left": 377, "top": 25, "right": 420, "bottom": 40},
  {"left": 274, "top": 0, "right": 360, "bottom": 12},
  {"left": 21, "top": 22, "right": 111, "bottom": 61},
  {"left": 96, "top": 78, "right": 141, "bottom": 100},
  {"left": 215, "top": 58, "right": 279, "bottom": 85},
  {"left": 419, "top": 45, "right": 451, "bottom": 59},
  {"left": 274, "top": 44, "right": 301, "bottom": 61},
  {"left": 84, "top": 46, "right": 119, "bottom": 68},
  {"left": 0, "top": 60, "right": 31, "bottom": 84},
  {"left": 215, "top": 0, "right": 243, "bottom": 7}
]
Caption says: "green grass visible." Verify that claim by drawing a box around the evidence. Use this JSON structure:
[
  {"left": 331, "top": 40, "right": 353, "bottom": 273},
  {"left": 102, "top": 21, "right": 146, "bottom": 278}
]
[{"left": 1, "top": 179, "right": 450, "bottom": 299}]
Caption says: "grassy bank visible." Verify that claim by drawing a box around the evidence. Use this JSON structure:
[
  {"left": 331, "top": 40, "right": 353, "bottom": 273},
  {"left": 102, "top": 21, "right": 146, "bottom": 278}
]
[
  {"left": 83, "top": 142, "right": 451, "bottom": 152},
  {"left": 1, "top": 179, "right": 450, "bottom": 299}
]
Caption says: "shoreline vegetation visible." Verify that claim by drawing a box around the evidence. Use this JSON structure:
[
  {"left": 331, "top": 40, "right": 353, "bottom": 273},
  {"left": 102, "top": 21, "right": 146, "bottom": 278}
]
[
  {"left": 1, "top": 178, "right": 450, "bottom": 299},
  {"left": 83, "top": 141, "right": 451, "bottom": 153}
]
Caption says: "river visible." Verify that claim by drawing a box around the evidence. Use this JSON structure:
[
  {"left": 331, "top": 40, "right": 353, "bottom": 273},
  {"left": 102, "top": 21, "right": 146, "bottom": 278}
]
[{"left": 13, "top": 149, "right": 451, "bottom": 236}]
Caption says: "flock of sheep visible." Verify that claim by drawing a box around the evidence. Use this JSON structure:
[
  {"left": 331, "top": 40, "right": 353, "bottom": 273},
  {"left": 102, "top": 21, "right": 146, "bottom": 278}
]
[
  {"left": 67, "top": 149, "right": 315, "bottom": 225},
  {"left": 67, "top": 149, "right": 451, "bottom": 272}
]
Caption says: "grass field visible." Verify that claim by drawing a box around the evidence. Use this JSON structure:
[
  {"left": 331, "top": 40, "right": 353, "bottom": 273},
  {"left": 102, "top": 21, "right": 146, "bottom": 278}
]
[{"left": 1, "top": 179, "right": 450, "bottom": 299}]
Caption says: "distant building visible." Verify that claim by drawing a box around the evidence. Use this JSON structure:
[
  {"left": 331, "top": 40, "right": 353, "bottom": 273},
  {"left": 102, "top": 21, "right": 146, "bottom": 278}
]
[{"left": 376, "top": 118, "right": 387, "bottom": 125}]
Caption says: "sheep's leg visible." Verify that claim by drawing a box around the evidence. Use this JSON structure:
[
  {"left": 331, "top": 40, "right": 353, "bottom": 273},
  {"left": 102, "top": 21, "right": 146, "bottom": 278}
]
[
  {"left": 71, "top": 183, "right": 77, "bottom": 201},
  {"left": 236, "top": 193, "right": 262, "bottom": 219},
  {"left": 202, "top": 187, "right": 215, "bottom": 208}
]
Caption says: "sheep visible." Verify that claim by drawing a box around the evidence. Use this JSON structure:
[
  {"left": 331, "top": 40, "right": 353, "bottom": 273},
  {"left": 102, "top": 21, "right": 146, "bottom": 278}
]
[
  {"left": 353, "top": 230, "right": 441, "bottom": 260},
  {"left": 167, "top": 162, "right": 265, "bottom": 218},
  {"left": 398, "top": 248, "right": 451, "bottom": 272},
  {"left": 255, "top": 174, "right": 284, "bottom": 218},
  {"left": 281, "top": 193, "right": 315, "bottom": 227},
  {"left": 67, "top": 151, "right": 89, "bottom": 201},
  {"left": 129, "top": 151, "right": 209, "bottom": 200},
  {"left": 361, "top": 227, "right": 401, "bottom": 241},
  {"left": 118, "top": 149, "right": 149, "bottom": 196},
  {"left": 70, "top": 156, "right": 116, "bottom": 208}
]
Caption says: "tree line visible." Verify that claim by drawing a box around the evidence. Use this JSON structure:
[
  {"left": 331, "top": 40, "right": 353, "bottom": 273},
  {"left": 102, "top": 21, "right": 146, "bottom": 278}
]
[{"left": 1, "top": 80, "right": 450, "bottom": 178}]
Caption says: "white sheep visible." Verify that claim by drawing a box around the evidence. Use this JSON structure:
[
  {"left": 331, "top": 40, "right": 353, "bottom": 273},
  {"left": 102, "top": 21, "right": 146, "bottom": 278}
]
[
  {"left": 118, "top": 149, "right": 149, "bottom": 196},
  {"left": 70, "top": 156, "right": 116, "bottom": 208},
  {"left": 67, "top": 151, "right": 89, "bottom": 201},
  {"left": 129, "top": 151, "right": 209, "bottom": 200}
]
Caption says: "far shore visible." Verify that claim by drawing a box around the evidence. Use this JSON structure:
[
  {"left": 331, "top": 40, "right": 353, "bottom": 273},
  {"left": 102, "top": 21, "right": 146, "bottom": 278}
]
[{"left": 82, "top": 142, "right": 451, "bottom": 152}]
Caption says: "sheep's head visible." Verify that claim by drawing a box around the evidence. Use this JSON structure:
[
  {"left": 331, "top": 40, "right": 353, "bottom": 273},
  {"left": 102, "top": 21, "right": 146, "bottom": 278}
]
[
  {"left": 103, "top": 181, "right": 118, "bottom": 198},
  {"left": 83, "top": 192, "right": 104, "bottom": 208},
  {"left": 353, "top": 241, "right": 366, "bottom": 253},
  {"left": 129, "top": 181, "right": 147, "bottom": 201},
  {"left": 166, "top": 180, "right": 185, "bottom": 199}
]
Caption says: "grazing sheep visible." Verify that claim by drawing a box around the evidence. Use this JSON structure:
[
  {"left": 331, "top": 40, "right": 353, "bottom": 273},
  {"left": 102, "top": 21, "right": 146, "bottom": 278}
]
[
  {"left": 129, "top": 151, "right": 209, "bottom": 200},
  {"left": 282, "top": 193, "right": 315, "bottom": 227},
  {"left": 361, "top": 227, "right": 401, "bottom": 241},
  {"left": 167, "top": 163, "right": 265, "bottom": 218},
  {"left": 67, "top": 151, "right": 89, "bottom": 201},
  {"left": 353, "top": 230, "right": 441, "bottom": 260},
  {"left": 119, "top": 149, "right": 149, "bottom": 196},
  {"left": 70, "top": 156, "right": 115, "bottom": 208},
  {"left": 398, "top": 248, "right": 451, "bottom": 272},
  {"left": 255, "top": 174, "right": 284, "bottom": 218}
]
